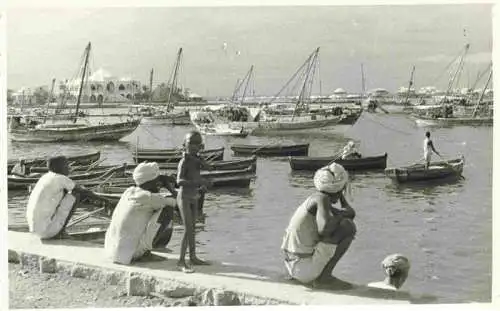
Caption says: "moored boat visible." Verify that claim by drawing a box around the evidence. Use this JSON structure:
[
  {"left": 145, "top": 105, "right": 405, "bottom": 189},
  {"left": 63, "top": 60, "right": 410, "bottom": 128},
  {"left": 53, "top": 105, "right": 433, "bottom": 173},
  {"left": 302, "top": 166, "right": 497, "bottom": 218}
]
[
  {"left": 8, "top": 165, "right": 126, "bottom": 191},
  {"left": 132, "top": 147, "right": 225, "bottom": 163},
  {"left": 231, "top": 143, "right": 309, "bottom": 157},
  {"left": 8, "top": 150, "right": 101, "bottom": 174},
  {"left": 289, "top": 153, "right": 388, "bottom": 171},
  {"left": 384, "top": 157, "right": 464, "bottom": 183}
]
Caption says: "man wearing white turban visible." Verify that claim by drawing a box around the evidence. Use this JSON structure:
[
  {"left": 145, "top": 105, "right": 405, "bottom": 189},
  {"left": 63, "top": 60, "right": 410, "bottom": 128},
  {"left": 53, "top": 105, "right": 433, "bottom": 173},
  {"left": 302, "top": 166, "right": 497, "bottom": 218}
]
[
  {"left": 105, "top": 162, "right": 178, "bottom": 265},
  {"left": 368, "top": 254, "right": 411, "bottom": 290},
  {"left": 281, "top": 163, "right": 357, "bottom": 288}
]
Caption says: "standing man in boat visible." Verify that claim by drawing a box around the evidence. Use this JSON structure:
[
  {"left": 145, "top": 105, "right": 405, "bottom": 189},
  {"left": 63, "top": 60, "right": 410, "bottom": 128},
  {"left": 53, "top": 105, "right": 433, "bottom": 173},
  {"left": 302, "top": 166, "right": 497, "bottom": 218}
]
[
  {"left": 423, "top": 131, "right": 441, "bottom": 169},
  {"left": 105, "top": 162, "right": 178, "bottom": 265},
  {"left": 26, "top": 156, "right": 104, "bottom": 240},
  {"left": 281, "top": 163, "right": 356, "bottom": 289}
]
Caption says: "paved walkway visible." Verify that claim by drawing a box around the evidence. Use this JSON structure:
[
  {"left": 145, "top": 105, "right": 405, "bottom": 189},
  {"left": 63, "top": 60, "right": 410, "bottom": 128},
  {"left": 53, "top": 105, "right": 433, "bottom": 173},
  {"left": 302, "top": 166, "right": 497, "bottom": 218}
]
[{"left": 8, "top": 231, "right": 426, "bottom": 305}]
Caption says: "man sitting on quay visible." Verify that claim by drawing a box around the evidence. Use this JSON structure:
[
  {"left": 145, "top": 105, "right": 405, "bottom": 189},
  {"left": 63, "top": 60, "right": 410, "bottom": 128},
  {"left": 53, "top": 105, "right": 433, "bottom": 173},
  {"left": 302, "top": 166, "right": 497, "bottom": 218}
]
[
  {"left": 105, "top": 162, "right": 178, "bottom": 265},
  {"left": 281, "top": 162, "right": 356, "bottom": 289},
  {"left": 26, "top": 156, "right": 104, "bottom": 240}
]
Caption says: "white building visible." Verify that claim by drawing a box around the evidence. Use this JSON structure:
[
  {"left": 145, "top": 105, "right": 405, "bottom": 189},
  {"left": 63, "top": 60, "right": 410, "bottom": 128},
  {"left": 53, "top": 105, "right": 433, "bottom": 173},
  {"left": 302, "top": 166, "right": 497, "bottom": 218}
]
[{"left": 66, "top": 68, "right": 142, "bottom": 103}]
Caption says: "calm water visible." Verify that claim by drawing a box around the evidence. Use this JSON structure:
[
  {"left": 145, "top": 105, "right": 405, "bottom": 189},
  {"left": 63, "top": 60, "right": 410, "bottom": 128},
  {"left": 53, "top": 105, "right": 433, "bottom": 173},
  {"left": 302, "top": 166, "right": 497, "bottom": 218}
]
[{"left": 7, "top": 111, "right": 492, "bottom": 303}]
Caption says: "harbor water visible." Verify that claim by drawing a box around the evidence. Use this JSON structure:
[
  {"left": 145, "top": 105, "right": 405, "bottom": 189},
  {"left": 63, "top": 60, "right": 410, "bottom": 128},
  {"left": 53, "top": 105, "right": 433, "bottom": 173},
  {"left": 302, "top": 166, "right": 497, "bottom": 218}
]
[{"left": 7, "top": 110, "right": 492, "bottom": 303}]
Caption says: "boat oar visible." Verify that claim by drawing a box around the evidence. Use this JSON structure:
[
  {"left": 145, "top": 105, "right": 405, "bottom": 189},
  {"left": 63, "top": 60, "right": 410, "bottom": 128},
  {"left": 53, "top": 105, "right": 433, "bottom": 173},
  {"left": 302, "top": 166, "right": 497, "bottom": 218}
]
[
  {"left": 66, "top": 207, "right": 106, "bottom": 228},
  {"left": 326, "top": 150, "right": 346, "bottom": 166},
  {"left": 85, "top": 157, "right": 107, "bottom": 172}
]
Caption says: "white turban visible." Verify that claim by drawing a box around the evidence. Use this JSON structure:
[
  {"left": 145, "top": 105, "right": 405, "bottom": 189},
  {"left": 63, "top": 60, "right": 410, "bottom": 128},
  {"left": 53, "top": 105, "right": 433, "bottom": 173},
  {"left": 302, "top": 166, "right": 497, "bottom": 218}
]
[
  {"left": 382, "top": 254, "right": 410, "bottom": 276},
  {"left": 133, "top": 162, "right": 160, "bottom": 186},
  {"left": 313, "top": 163, "right": 349, "bottom": 194}
]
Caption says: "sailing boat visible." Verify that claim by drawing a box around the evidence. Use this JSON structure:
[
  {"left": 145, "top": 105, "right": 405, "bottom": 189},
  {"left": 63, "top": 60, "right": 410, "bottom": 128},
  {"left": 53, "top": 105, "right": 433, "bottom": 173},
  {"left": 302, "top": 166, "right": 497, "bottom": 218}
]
[
  {"left": 142, "top": 48, "right": 191, "bottom": 125},
  {"left": 8, "top": 42, "right": 141, "bottom": 142},
  {"left": 190, "top": 66, "right": 254, "bottom": 137},
  {"left": 249, "top": 47, "right": 342, "bottom": 134},
  {"left": 412, "top": 44, "right": 493, "bottom": 127}
]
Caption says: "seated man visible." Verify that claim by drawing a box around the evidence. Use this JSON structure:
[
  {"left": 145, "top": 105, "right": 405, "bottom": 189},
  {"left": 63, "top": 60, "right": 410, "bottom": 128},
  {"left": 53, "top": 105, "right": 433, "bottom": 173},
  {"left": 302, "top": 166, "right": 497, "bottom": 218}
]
[
  {"left": 341, "top": 141, "right": 362, "bottom": 160},
  {"left": 367, "top": 254, "right": 410, "bottom": 291},
  {"left": 104, "top": 162, "right": 177, "bottom": 265},
  {"left": 281, "top": 163, "right": 357, "bottom": 288},
  {"left": 26, "top": 156, "right": 102, "bottom": 240},
  {"left": 11, "top": 159, "right": 27, "bottom": 177}
]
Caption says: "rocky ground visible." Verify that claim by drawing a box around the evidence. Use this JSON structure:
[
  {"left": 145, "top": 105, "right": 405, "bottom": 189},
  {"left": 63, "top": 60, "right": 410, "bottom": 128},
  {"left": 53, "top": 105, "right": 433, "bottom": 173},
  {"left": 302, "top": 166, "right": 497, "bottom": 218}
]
[{"left": 8, "top": 263, "right": 197, "bottom": 308}]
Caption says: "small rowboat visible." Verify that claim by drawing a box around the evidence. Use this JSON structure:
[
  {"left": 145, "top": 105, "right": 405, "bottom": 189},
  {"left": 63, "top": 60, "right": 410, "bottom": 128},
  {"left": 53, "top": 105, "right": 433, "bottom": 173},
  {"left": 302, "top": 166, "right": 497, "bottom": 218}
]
[
  {"left": 8, "top": 150, "right": 101, "bottom": 174},
  {"left": 8, "top": 165, "right": 127, "bottom": 191},
  {"left": 289, "top": 153, "right": 388, "bottom": 171},
  {"left": 29, "top": 156, "right": 258, "bottom": 173},
  {"left": 92, "top": 166, "right": 256, "bottom": 191},
  {"left": 231, "top": 143, "right": 309, "bottom": 157},
  {"left": 132, "top": 147, "right": 224, "bottom": 163},
  {"left": 384, "top": 157, "right": 465, "bottom": 183}
]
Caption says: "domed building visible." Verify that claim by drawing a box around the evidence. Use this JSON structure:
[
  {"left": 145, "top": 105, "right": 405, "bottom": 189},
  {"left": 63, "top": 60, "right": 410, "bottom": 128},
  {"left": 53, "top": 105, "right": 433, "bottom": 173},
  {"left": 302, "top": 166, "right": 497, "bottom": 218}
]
[{"left": 66, "top": 68, "right": 142, "bottom": 104}]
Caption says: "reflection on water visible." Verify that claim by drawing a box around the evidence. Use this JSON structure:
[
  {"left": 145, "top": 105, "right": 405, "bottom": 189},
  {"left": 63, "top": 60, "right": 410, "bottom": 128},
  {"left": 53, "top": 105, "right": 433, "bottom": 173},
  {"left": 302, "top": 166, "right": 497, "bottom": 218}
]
[{"left": 7, "top": 112, "right": 492, "bottom": 303}]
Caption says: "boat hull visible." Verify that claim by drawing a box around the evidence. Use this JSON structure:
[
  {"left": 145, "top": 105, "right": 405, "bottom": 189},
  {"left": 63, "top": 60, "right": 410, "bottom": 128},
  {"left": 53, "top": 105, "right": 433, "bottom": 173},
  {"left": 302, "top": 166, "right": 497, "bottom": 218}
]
[
  {"left": 132, "top": 147, "right": 225, "bottom": 163},
  {"left": 289, "top": 153, "right": 388, "bottom": 171},
  {"left": 8, "top": 150, "right": 101, "bottom": 174},
  {"left": 9, "top": 120, "right": 141, "bottom": 142},
  {"left": 231, "top": 143, "right": 309, "bottom": 157},
  {"left": 412, "top": 115, "right": 493, "bottom": 127},
  {"left": 384, "top": 157, "right": 464, "bottom": 183}
]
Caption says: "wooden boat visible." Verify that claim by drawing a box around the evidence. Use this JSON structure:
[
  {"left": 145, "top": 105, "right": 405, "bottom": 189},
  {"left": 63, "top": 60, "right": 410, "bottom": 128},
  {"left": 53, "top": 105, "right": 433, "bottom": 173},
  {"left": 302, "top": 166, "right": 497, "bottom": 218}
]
[
  {"left": 92, "top": 166, "right": 256, "bottom": 190},
  {"left": 29, "top": 156, "right": 257, "bottom": 173},
  {"left": 8, "top": 43, "right": 141, "bottom": 143},
  {"left": 132, "top": 147, "right": 225, "bottom": 163},
  {"left": 8, "top": 165, "right": 127, "bottom": 191},
  {"left": 8, "top": 150, "right": 101, "bottom": 174},
  {"left": 412, "top": 115, "right": 493, "bottom": 127},
  {"left": 195, "top": 123, "right": 250, "bottom": 137},
  {"left": 289, "top": 153, "right": 388, "bottom": 171},
  {"left": 384, "top": 157, "right": 464, "bottom": 183},
  {"left": 231, "top": 143, "right": 309, "bottom": 157}
]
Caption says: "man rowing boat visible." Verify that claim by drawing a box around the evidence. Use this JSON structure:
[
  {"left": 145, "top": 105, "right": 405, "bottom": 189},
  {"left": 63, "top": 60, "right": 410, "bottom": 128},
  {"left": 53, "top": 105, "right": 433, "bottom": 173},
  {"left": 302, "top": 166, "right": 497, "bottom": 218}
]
[
  {"left": 26, "top": 156, "right": 103, "bottom": 240},
  {"left": 423, "top": 131, "right": 441, "bottom": 169},
  {"left": 281, "top": 163, "right": 356, "bottom": 289},
  {"left": 105, "top": 162, "right": 178, "bottom": 265}
]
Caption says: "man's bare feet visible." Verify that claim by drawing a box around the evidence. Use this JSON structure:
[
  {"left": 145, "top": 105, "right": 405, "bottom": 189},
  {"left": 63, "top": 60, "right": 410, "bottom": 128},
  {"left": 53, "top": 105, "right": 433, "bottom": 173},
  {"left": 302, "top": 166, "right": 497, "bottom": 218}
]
[
  {"left": 177, "top": 260, "right": 195, "bottom": 273},
  {"left": 312, "top": 276, "right": 354, "bottom": 290},
  {"left": 189, "top": 257, "right": 211, "bottom": 266}
]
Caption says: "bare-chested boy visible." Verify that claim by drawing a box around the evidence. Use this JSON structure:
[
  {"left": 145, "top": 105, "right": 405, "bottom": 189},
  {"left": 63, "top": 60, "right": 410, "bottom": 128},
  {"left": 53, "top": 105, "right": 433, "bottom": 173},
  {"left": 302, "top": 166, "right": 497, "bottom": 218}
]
[{"left": 176, "top": 130, "right": 213, "bottom": 272}]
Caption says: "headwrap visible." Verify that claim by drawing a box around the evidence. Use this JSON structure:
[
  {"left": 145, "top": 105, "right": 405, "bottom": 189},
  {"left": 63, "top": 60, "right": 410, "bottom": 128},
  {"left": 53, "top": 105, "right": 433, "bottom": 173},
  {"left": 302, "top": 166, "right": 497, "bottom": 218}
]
[
  {"left": 381, "top": 254, "right": 410, "bottom": 277},
  {"left": 133, "top": 162, "right": 160, "bottom": 186},
  {"left": 313, "top": 162, "right": 349, "bottom": 194}
]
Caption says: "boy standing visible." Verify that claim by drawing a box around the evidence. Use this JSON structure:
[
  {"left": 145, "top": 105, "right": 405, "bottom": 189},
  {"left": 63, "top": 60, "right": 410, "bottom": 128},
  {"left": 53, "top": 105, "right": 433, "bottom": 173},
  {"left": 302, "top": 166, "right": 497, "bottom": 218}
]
[{"left": 177, "top": 131, "right": 212, "bottom": 272}]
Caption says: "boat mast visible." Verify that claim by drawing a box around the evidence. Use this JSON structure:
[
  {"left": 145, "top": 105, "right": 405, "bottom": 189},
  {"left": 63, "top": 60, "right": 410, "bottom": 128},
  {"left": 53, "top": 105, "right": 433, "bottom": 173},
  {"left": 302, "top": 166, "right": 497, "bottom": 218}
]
[
  {"left": 166, "top": 48, "right": 182, "bottom": 112},
  {"left": 149, "top": 68, "right": 154, "bottom": 105},
  {"left": 43, "top": 78, "right": 56, "bottom": 122},
  {"left": 74, "top": 42, "right": 91, "bottom": 123},
  {"left": 295, "top": 47, "right": 319, "bottom": 117},
  {"left": 471, "top": 66, "right": 492, "bottom": 118},
  {"left": 442, "top": 43, "right": 470, "bottom": 104},
  {"left": 240, "top": 65, "right": 254, "bottom": 105},
  {"left": 361, "top": 63, "right": 366, "bottom": 99},
  {"left": 403, "top": 65, "right": 415, "bottom": 106}
]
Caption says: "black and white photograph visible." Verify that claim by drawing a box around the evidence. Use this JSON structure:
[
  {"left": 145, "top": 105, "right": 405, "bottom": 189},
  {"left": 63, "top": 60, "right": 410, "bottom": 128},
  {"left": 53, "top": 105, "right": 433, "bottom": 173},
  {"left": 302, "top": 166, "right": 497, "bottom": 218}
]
[{"left": 2, "top": 0, "right": 497, "bottom": 309}]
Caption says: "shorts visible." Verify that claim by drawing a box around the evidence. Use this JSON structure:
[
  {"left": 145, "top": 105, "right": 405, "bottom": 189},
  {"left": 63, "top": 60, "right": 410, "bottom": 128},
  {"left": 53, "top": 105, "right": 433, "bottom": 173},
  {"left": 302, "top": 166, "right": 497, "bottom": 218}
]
[
  {"left": 424, "top": 152, "right": 432, "bottom": 163},
  {"left": 283, "top": 242, "right": 338, "bottom": 284}
]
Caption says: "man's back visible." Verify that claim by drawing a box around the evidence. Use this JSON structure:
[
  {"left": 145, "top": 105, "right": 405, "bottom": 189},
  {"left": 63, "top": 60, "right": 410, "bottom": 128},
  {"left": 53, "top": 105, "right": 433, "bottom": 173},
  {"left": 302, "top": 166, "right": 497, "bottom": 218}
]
[
  {"left": 105, "top": 186, "right": 169, "bottom": 264},
  {"left": 26, "top": 171, "right": 75, "bottom": 234}
]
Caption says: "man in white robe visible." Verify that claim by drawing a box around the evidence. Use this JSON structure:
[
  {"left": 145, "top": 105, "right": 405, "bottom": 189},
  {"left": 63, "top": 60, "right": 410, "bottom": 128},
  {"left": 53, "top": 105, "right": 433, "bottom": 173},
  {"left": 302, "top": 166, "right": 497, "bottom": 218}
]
[{"left": 104, "top": 162, "right": 177, "bottom": 265}]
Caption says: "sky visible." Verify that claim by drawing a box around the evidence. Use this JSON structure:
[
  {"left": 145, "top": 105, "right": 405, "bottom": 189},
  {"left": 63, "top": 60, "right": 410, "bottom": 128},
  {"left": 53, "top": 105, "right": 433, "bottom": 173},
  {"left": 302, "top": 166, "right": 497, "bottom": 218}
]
[{"left": 5, "top": 3, "right": 493, "bottom": 97}]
